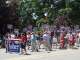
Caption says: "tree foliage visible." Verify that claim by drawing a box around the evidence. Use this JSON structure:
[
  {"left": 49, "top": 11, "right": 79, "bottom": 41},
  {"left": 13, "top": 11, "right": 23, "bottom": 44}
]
[{"left": 18, "top": 0, "right": 80, "bottom": 28}]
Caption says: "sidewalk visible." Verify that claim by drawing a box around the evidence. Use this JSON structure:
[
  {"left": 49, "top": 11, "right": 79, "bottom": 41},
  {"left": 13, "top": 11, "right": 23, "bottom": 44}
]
[{"left": 0, "top": 48, "right": 80, "bottom": 60}]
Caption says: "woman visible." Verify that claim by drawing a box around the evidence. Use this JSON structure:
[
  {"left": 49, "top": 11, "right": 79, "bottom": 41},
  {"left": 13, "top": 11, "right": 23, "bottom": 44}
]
[
  {"left": 59, "top": 33, "right": 65, "bottom": 49},
  {"left": 68, "top": 33, "right": 75, "bottom": 48}
]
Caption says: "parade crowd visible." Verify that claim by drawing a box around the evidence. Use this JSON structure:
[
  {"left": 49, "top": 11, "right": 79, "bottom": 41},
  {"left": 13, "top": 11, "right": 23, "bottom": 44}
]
[{"left": 2, "top": 25, "right": 80, "bottom": 55}]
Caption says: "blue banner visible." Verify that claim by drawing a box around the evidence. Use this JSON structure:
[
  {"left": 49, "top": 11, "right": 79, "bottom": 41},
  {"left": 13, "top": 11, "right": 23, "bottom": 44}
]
[{"left": 8, "top": 40, "right": 20, "bottom": 53}]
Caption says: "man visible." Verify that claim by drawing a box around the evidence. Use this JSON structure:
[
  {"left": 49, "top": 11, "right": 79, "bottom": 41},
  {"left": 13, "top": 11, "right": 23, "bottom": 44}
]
[
  {"left": 31, "top": 32, "right": 38, "bottom": 52},
  {"left": 52, "top": 36, "right": 58, "bottom": 49},
  {"left": 76, "top": 31, "right": 80, "bottom": 47},
  {"left": 27, "top": 32, "right": 31, "bottom": 50},
  {"left": 50, "top": 31, "right": 54, "bottom": 49},
  {"left": 20, "top": 33, "right": 27, "bottom": 55},
  {"left": 43, "top": 31, "right": 52, "bottom": 51}
]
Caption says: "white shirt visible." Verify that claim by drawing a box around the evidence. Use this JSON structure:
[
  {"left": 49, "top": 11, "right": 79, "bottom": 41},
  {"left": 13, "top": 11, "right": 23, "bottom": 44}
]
[
  {"left": 53, "top": 37, "right": 57, "bottom": 43},
  {"left": 31, "top": 34, "right": 34, "bottom": 40},
  {"left": 43, "top": 33, "right": 50, "bottom": 40},
  {"left": 27, "top": 35, "right": 31, "bottom": 40},
  {"left": 10, "top": 34, "right": 15, "bottom": 39}
]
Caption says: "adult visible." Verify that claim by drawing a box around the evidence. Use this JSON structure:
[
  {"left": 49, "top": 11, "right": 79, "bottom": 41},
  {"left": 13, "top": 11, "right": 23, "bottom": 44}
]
[
  {"left": 30, "top": 32, "right": 38, "bottom": 52},
  {"left": 68, "top": 33, "right": 75, "bottom": 48},
  {"left": 76, "top": 31, "right": 80, "bottom": 47},
  {"left": 52, "top": 36, "right": 58, "bottom": 49},
  {"left": 20, "top": 33, "right": 27, "bottom": 55},
  {"left": 27, "top": 32, "right": 31, "bottom": 50},
  {"left": 59, "top": 33, "right": 65, "bottom": 49},
  {"left": 43, "top": 31, "right": 52, "bottom": 51}
]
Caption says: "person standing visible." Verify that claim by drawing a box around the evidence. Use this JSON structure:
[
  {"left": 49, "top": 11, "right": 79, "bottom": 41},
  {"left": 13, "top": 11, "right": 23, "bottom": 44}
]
[
  {"left": 31, "top": 32, "right": 38, "bottom": 52},
  {"left": 5, "top": 33, "right": 11, "bottom": 53},
  {"left": 20, "top": 33, "right": 27, "bottom": 55},
  {"left": 50, "top": 31, "right": 54, "bottom": 49},
  {"left": 76, "top": 32, "right": 80, "bottom": 47},
  {"left": 59, "top": 33, "right": 65, "bottom": 49},
  {"left": 52, "top": 36, "right": 58, "bottom": 49},
  {"left": 43, "top": 31, "right": 52, "bottom": 51},
  {"left": 27, "top": 32, "right": 31, "bottom": 50},
  {"left": 68, "top": 33, "right": 75, "bottom": 48}
]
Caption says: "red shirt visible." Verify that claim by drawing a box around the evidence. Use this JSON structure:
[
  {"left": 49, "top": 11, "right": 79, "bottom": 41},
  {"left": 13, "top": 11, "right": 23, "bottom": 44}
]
[
  {"left": 60, "top": 33, "right": 64, "bottom": 43},
  {"left": 20, "top": 35, "right": 27, "bottom": 43}
]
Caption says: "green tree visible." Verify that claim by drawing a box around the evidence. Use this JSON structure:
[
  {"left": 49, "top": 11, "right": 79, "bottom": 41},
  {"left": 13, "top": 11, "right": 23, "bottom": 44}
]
[
  {"left": 69, "top": 0, "right": 80, "bottom": 25},
  {"left": 18, "top": 0, "right": 59, "bottom": 27},
  {"left": 18, "top": 0, "right": 80, "bottom": 28}
]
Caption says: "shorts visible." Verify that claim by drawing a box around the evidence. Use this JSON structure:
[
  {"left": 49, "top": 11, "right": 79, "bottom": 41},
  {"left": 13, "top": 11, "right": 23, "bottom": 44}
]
[{"left": 21, "top": 43, "right": 26, "bottom": 49}]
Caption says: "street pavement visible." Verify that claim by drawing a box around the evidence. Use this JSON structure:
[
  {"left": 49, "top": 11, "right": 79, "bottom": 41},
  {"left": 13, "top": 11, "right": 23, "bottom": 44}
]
[{"left": 0, "top": 48, "right": 80, "bottom": 60}]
